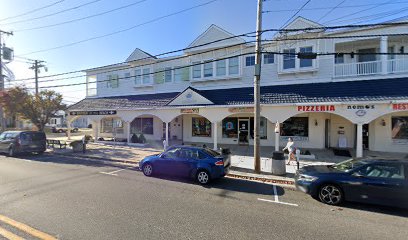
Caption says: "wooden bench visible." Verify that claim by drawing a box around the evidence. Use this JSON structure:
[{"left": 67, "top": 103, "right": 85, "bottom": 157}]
[{"left": 46, "top": 139, "right": 67, "bottom": 149}]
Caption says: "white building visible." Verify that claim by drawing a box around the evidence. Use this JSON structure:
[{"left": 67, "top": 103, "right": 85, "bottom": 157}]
[{"left": 68, "top": 17, "right": 408, "bottom": 156}]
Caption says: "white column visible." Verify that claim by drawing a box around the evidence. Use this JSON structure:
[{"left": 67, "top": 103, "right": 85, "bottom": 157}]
[
  {"left": 95, "top": 121, "right": 99, "bottom": 141},
  {"left": 67, "top": 120, "right": 72, "bottom": 140},
  {"left": 356, "top": 123, "right": 363, "bottom": 158},
  {"left": 380, "top": 36, "right": 388, "bottom": 74},
  {"left": 165, "top": 122, "right": 169, "bottom": 149},
  {"left": 213, "top": 121, "right": 218, "bottom": 150},
  {"left": 275, "top": 132, "right": 280, "bottom": 152},
  {"left": 126, "top": 121, "right": 131, "bottom": 144}
]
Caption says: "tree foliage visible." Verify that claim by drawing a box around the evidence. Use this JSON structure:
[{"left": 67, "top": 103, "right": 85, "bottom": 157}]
[{"left": 0, "top": 87, "right": 66, "bottom": 131}]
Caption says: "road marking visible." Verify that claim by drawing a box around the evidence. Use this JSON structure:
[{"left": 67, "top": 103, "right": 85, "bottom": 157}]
[
  {"left": 257, "top": 184, "right": 299, "bottom": 207},
  {"left": 99, "top": 167, "right": 133, "bottom": 176},
  {"left": 0, "top": 226, "right": 24, "bottom": 240},
  {"left": 257, "top": 198, "right": 299, "bottom": 207},
  {"left": 0, "top": 214, "right": 56, "bottom": 240}
]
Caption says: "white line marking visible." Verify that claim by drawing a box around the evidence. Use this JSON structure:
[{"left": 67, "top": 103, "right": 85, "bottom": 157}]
[
  {"left": 257, "top": 198, "right": 299, "bottom": 207},
  {"left": 273, "top": 184, "right": 279, "bottom": 202},
  {"left": 99, "top": 168, "right": 127, "bottom": 176}
]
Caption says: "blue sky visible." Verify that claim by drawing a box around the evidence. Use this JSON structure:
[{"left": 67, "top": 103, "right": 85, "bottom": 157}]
[{"left": 1, "top": 0, "right": 406, "bottom": 104}]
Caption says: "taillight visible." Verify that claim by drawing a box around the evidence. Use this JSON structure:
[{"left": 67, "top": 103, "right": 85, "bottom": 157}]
[{"left": 215, "top": 160, "right": 224, "bottom": 166}]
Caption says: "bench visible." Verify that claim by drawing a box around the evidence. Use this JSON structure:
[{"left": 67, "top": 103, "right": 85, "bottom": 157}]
[{"left": 46, "top": 139, "right": 67, "bottom": 149}]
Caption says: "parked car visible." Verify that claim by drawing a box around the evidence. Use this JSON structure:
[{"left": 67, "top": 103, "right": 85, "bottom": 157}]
[
  {"left": 0, "top": 131, "right": 47, "bottom": 156},
  {"left": 295, "top": 158, "right": 408, "bottom": 208},
  {"left": 139, "top": 146, "right": 231, "bottom": 184},
  {"left": 51, "top": 126, "right": 79, "bottom": 133}
]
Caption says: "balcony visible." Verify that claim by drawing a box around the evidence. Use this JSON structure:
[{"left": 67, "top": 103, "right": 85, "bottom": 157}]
[{"left": 334, "top": 57, "right": 408, "bottom": 78}]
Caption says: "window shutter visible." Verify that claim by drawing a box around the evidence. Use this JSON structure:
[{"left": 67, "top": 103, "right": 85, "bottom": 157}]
[
  {"left": 154, "top": 68, "right": 164, "bottom": 84},
  {"left": 181, "top": 67, "right": 190, "bottom": 81}
]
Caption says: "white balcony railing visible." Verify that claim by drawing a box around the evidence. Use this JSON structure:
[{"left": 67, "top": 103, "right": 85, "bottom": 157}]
[
  {"left": 387, "top": 57, "right": 408, "bottom": 73},
  {"left": 334, "top": 61, "right": 382, "bottom": 78}
]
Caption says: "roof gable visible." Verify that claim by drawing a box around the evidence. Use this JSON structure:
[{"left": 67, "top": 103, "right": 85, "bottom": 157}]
[
  {"left": 185, "top": 24, "right": 245, "bottom": 53},
  {"left": 167, "top": 87, "right": 214, "bottom": 106},
  {"left": 282, "top": 16, "right": 324, "bottom": 30},
  {"left": 126, "top": 48, "right": 156, "bottom": 62}
]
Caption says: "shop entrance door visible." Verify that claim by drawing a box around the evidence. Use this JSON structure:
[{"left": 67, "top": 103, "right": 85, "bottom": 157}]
[
  {"left": 238, "top": 119, "right": 249, "bottom": 145},
  {"left": 325, "top": 119, "right": 331, "bottom": 148}
]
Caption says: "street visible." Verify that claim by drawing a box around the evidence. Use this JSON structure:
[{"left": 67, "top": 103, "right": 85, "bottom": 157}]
[{"left": 0, "top": 154, "right": 407, "bottom": 240}]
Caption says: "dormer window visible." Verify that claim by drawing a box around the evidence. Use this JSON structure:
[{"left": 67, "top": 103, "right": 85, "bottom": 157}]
[
  {"left": 245, "top": 56, "right": 255, "bottom": 66},
  {"left": 203, "top": 61, "right": 213, "bottom": 77},
  {"left": 283, "top": 49, "right": 296, "bottom": 69}
]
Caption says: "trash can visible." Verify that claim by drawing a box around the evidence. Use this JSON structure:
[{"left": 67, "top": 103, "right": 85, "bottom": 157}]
[{"left": 272, "top": 151, "right": 286, "bottom": 175}]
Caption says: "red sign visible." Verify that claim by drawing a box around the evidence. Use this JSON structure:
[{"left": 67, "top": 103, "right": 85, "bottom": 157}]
[
  {"left": 297, "top": 105, "right": 336, "bottom": 112},
  {"left": 392, "top": 103, "right": 408, "bottom": 111}
]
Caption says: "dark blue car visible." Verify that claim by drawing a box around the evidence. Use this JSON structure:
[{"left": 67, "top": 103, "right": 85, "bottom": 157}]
[
  {"left": 139, "top": 146, "right": 231, "bottom": 184},
  {"left": 295, "top": 158, "right": 408, "bottom": 208}
]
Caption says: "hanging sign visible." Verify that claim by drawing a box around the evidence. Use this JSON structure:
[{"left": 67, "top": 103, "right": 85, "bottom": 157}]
[
  {"left": 297, "top": 105, "right": 336, "bottom": 112},
  {"left": 70, "top": 110, "right": 117, "bottom": 116},
  {"left": 180, "top": 108, "right": 199, "bottom": 114},
  {"left": 228, "top": 107, "right": 255, "bottom": 113}
]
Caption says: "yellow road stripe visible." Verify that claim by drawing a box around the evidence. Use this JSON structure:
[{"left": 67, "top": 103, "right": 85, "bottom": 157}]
[
  {"left": 0, "top": 215, "right": 56, "bottom": 240},
  {"left": 0, "top": 226, "right": 24, "bottom": 240}
]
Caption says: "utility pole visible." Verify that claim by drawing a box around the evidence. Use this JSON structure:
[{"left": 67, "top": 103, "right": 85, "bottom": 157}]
[
  {"left": 29, "top": 60, "right": 47, "bottom": 96},
  {"left": 254, "top": 0, "right": 263, "bottom": 173},
  {"left": 0, "top": 29, "right": 13, "bottom": 131}
]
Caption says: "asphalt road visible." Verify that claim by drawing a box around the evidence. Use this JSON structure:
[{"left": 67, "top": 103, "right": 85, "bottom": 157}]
[{"left": 0, "top": 153, "right": 407, "bottom": 240}]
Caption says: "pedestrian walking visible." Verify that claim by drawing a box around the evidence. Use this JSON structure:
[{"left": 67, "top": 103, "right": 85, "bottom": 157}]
[{"left": 283, "top": 137, "right": 296, "bottom": 165}]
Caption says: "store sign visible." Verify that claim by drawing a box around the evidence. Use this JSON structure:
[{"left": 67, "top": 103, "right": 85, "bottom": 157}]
[
  {"left": 69, "top": 110, "right": 117, "bottom": 116},
  {"left": 180, "top": 108, "right": 199, "bottom": 114},
  {"left": 347, "top": 105, "right": 375, "bottom": 110},
  {"left": 392, "top": 103, "right": 408, "bottom": 111},
  {"left": 228, "top": 107, "right": 255, "bottom": 113},
  {"left": 297, "top": 105, "right": 336, "bottom": 112}
]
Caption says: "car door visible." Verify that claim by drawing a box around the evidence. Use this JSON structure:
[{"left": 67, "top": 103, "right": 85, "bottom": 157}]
[
  {"left": 156, "top": 148, "right": 180, "bottom": 175},
  {"left": 176, "top": 149, "right": 199, "bottom": 177},
  {"left": 348, "top": 163, "right": 406, "bottom": 206}
]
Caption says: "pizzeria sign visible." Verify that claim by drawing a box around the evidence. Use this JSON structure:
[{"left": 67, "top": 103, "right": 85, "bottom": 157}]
[{"left": 70, "top": 110, "right": 117, "bottom": 116}]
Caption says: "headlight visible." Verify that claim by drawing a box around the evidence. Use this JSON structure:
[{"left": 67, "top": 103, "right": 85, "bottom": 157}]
[{"left": 298, "top": 174, "right": 318, "bottom": 182}]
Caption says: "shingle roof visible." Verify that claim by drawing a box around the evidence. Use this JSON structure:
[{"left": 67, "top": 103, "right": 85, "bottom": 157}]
[{"left": 68, "top": 78, "right": 408, "bottom": 110}]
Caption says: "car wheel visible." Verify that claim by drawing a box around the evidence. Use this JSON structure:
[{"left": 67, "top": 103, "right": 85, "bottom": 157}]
[
  {"left": 57, "top": 129, "right": 63, "bottom": 133},
  {"left": 142, "top": 163, "right": 153, "bottom": 177},
  {"left": 196, "top": 170, "right": 210, "bottom": 185},
  {"left": 318, "top": 184, "right": 343, "bottom": 205},
  {"left": 8, "top": 147, "right": 15, "bottom": 157}
]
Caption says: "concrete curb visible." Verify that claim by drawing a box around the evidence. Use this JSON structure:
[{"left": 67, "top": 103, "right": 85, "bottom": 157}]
[{"left": 50, "top": 151, "right": 296, "bottom": 189}]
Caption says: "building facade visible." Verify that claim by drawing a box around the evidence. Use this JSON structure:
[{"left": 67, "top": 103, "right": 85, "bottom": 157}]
[{"left": 68, "top": 17, "right": 408, "bottom": 156}]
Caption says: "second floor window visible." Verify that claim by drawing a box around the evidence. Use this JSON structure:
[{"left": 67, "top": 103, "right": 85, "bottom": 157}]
[
  {"left": 135, "top": 69, "right": 141, "bottom": 84},
  {"left": 283, "top": 48, "right": 296, "bottom": 69},
  {"left": 204, "top": 61, "right": 213, "bottom": 77},
  {"left": 300, "top": 46, "right": 313, "bottom": 68},
  {"left": 174, "top": 67, "right": 182, "bottom": 82},
  {"left": 164, "top": 67, "right": 172, "bottom": 83},
  {"left": 264, "top": 53, "right": 274, "bottom": 64},
  {"left": 335, "top": 53, "right": 344, "bottom": 64},
  {"left": 193, "top": 62, "right": 201, "bottom": 78},
  {"left": 107, "top": 74, "right": 119, "bottom": 88},
  {"left": 245, "top": 56, "right": 255, "bottom": 66},
  {"left": 229, "top": 57, "right": 239, "bottom": 75},
  {"left": 142, "top": 68, "right": 151, "bottom": 84},
  {"left": 216, "top": 60, "right": 226, "bottom": 76}
]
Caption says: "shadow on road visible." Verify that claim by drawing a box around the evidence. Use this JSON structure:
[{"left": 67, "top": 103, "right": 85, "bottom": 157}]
[{"left": 337, "top": 201, "right": 408, "bottom": 218}]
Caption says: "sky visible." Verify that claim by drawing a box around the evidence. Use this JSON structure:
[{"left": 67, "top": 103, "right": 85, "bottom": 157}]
[{"left": 0, "top": 0, "right": 407, "bottom": 105}]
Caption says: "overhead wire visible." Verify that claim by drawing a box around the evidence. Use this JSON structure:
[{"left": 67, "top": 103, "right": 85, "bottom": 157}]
[
  {"left": 0, "top": 0, "right": 65, "bottom": 22},
  {"left": 316, "top": 0, "right": 346, "bottom": 23},
  {"left": 13, "top": 0, "right": 150, "bottom": 32},
  {"left": 279, "top": 0, "right": 311, "bottom": 29}
]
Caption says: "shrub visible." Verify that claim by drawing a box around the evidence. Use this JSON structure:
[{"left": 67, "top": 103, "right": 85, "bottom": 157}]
[
  {"left": 131, "top": 133, "right": 139, "bottom": 143},
  {"left": 139, "top": 133, "right": 146, "bottom": 143}
]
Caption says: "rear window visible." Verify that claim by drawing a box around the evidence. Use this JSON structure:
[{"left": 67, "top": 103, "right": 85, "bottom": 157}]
[
  {"left": 203, "top": 148, "right": 220, "bottom": 157},
  {"left": 22, "top": 132, "right": 46, "bottom": 141}
]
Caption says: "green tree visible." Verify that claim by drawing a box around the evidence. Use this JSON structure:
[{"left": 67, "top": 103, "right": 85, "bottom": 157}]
[{"left": 0, "top": 87, "right": 66, "bottom": 131}]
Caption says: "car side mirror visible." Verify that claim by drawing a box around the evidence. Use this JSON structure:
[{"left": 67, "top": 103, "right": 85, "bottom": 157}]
[{"left": 352, "top": 172, "right": 365, "bottom": 178}]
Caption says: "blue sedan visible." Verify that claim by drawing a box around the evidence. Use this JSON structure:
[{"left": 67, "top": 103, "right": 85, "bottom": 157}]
[
  {"left": 295, "top": 158, "right": 408, "bottom": 208},
  {"left": 139, "top": 146, "right": 231, "bottom": 184}
]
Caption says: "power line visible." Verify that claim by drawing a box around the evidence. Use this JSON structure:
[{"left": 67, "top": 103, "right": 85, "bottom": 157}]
[
  {"left": 279, "top": 0, "right": 311, "bottom": 29},
  {"left": 0, "top": 0, "right": 103, "bottom": 26},
  {"left": 12, "top": 23, "right": 408, "bottom": 83},
  {"left": 14, "top": 0, "right": 150, "bottom": 32},
  {"left": 328, "top": 6, "right": 408, "bottom": 25},
  {"left": 262, "top": 1, "right": 408, "bottom": 13},
  {"left": 0, "top": 0, "right": 65, "bottom": 22},
  {"left": 316, "top": 0, "right": 346, "bottom": 23},
  {"left": 323, "top": 0, "right": 394, "bottom": 25},
  {"left": 17, "top": 0, "right": 219, "bottom": 56}
]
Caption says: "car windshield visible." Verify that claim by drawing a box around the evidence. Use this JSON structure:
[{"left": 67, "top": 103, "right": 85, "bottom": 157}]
[{"left": 331, "top": 159, "right": 367, "bottom": 172}]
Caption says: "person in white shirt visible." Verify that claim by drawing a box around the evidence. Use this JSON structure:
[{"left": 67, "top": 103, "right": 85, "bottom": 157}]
[{"left": 282, "top": 137, "right": 296, "bottom": 165}]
